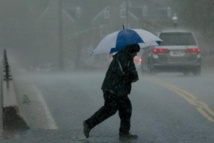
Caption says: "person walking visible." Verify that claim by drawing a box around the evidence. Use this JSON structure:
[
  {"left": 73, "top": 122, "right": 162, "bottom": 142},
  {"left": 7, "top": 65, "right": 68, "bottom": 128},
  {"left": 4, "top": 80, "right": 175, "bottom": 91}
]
[{"left": 83, "top": 43, "right": 140, "bottom": 140}]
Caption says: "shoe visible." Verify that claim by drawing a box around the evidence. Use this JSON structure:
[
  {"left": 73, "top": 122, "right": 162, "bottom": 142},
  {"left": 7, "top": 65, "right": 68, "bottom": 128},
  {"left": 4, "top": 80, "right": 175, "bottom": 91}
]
[
  {"left": 119, "top": 132, "right": 138, "bottom": 140},
  {"left": 83, "top": 121, "right": 90, "bottom": 138}
]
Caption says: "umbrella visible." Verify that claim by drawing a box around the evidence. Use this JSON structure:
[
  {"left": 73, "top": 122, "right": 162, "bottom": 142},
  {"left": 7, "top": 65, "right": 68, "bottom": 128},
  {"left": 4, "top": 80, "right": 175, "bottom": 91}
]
[{"left": 91, "top": 28, "right": 162, "bottom": 55}]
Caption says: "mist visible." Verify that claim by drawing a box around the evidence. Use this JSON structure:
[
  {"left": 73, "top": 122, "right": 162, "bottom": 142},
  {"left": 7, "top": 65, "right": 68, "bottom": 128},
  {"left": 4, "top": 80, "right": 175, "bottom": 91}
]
[
  {"left": 0, "top": 1, "right": 214, "bottom": 142},
  {"left": 0, "top": 0, "right": 213, "bottom": 72}
]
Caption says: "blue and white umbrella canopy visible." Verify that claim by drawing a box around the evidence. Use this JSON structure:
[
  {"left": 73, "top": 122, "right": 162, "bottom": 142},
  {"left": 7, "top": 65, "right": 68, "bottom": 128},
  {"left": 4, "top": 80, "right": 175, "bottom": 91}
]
[{"left": 91, "top": 28, "right": 162, "bottom": 55}]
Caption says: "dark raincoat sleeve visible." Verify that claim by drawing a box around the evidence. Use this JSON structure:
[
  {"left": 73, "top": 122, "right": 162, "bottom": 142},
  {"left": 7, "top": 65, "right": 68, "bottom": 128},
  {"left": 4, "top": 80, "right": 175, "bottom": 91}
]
[
  {"left": 126, "top": 60, "right": 139, "bottom": 82},
  {"left": 112, "top": 53, "right": 129, "bottom": 75},
  {"left": 116, "top": 53, "right": 139, "bottom": 83}
]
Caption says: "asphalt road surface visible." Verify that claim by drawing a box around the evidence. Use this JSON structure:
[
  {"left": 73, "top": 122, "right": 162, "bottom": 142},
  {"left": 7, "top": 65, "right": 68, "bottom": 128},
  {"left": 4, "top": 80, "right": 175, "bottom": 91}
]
[{"left": 1, "top": 70, "right": 214, "bottom": 143}]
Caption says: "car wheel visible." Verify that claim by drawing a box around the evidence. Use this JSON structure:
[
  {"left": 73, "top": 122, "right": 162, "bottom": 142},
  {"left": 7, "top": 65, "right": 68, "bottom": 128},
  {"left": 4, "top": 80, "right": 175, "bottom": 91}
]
[
  {"left": 148, "top": 65, "right": 156, "bottom": 75},
  {"left": 141, "top": 60, "right": 150, "bottom": 75},
  {"left": 148, "top": 60, "right": 156, "bottom": 75},
  {"left": 193, "top": 67, "right": 201, "bottom": 76},
  {"left": 141, "top": 69, "right": 147, "bottom": 75},
  {"left": 183, "top": 71, "right": 189, "bottom": 76},
  {"left": 141, "top": 65, "right": 146, "bottom": 74}
]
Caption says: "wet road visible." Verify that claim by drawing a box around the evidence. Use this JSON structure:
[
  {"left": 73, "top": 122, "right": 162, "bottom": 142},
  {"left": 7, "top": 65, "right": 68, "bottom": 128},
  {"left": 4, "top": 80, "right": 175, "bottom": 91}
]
[{"left": 1, "top": 70, "right": 214, "bottom": 143}]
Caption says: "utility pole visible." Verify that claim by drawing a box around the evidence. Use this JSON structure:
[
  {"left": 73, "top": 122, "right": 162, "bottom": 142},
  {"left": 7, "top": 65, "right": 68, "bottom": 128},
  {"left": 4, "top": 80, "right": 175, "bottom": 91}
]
[
  {"left": 125, "top": 0, "right": 129, "bottom": 28},
  {"left": 58, "top": 0, "right": 64, "bottom": 70}
]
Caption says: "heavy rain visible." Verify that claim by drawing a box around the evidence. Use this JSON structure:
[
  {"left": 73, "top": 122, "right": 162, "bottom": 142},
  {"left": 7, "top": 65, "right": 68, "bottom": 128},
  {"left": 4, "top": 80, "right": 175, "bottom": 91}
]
[{"left": 0, "top": 0, "right": 214, "bottom": 143}]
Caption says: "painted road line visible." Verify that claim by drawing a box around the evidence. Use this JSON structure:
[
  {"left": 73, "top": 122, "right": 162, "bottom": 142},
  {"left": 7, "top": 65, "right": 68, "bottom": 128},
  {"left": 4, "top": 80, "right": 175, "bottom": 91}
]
[
  {"left": 147, "top": 78, "right": 214, "bottom": 122},
  {"left": 197, "top": 107, "right": 214, "bottom": 122},
  {"left": 33, "top": 85, "right": 58, "bottom": 129},
  {"left": 24, "top": 75, "right": 58, "bottom": 129}
]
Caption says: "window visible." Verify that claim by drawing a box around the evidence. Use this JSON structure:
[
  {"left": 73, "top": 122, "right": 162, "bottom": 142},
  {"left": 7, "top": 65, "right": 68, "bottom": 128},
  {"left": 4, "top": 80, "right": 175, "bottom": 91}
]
[
  {"left": 104, "top": 10, "right": 110, "bottom": 19},
  {"left": 159, "top": 32, "right": 197, "bottom": 46},
  {"left": 120, "top": 9, "right": 126, "bottom": 18}
]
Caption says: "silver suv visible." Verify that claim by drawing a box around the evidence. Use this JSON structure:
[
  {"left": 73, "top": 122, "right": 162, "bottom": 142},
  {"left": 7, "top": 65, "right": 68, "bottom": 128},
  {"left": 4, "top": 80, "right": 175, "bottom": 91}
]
[{"left": 141, "top": 30, "right": 201, "bottom": 75}]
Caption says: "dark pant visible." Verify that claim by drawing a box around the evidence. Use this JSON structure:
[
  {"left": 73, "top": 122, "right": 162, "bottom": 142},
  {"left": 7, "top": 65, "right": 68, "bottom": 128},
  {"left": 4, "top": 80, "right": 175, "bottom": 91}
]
[{"left": 85, "top": 91, "right": 132, "bottom": 133}]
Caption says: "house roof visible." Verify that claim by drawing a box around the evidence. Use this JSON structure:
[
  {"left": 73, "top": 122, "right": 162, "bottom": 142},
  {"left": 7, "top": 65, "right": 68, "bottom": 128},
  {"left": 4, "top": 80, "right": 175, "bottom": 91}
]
[
  {"left": 91, "top": 3, "right": 140, "bottom": 23},
  {"left": 38, "top": 0, "right": 172, "bottom": 30}
]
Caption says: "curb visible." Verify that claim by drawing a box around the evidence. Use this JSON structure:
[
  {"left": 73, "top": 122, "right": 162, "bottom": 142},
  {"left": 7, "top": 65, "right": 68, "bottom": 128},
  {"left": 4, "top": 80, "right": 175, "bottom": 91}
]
[{"left": 2, "top": 80, "right": 29, "bottom": 131}]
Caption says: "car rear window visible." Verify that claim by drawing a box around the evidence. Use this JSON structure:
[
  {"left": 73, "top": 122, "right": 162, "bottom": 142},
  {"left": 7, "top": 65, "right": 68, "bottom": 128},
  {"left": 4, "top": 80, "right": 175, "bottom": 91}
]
[{"left": 159, "top": 32, "right": 197, "bottom": 46}]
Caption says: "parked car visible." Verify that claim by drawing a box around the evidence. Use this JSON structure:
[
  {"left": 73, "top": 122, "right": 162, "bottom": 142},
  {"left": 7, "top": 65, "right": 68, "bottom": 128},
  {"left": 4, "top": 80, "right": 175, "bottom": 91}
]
[
  {"left": 36, "top": 63, "right": 57, "bottom": 72},
  {"left": 141, "top": 30, "right": 201, "bottom": 75}
]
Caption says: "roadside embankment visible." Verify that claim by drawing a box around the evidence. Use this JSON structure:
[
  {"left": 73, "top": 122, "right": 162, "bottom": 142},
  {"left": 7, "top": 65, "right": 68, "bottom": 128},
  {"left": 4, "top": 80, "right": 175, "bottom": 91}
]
[
  {"left": 1, "top": 49, "right": 57, "bottom": 139},
  {"left": 13, "top": 72, "right": 57, "bottom": 130}
]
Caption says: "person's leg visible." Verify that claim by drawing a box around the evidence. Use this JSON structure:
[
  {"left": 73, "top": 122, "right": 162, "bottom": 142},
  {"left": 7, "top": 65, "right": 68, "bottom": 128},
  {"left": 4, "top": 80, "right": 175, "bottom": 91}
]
[
  {"left": 118, "top": 95, "right": 132, "bottom": 134},
  {"left": 83, "top": 92, "right": 118, "bottom": 137},
  {"left": 118, "top": 95, "right": 137, "bottom": 140}
]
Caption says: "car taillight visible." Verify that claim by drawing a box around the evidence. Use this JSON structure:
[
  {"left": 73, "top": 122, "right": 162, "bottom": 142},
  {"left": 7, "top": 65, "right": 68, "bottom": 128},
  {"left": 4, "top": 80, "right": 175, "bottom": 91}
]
[
  {"left": 138, "top": 58, "right": 142, "bottom": 62},
  {"left": 134, "top": 57, "right": 142, "bottom": 63},
  {"left": 153, "top": 48, "right": 169, "bottom": 54},
  {"left": 185, "top": 48, "right": 201, "bottom": 53}
]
